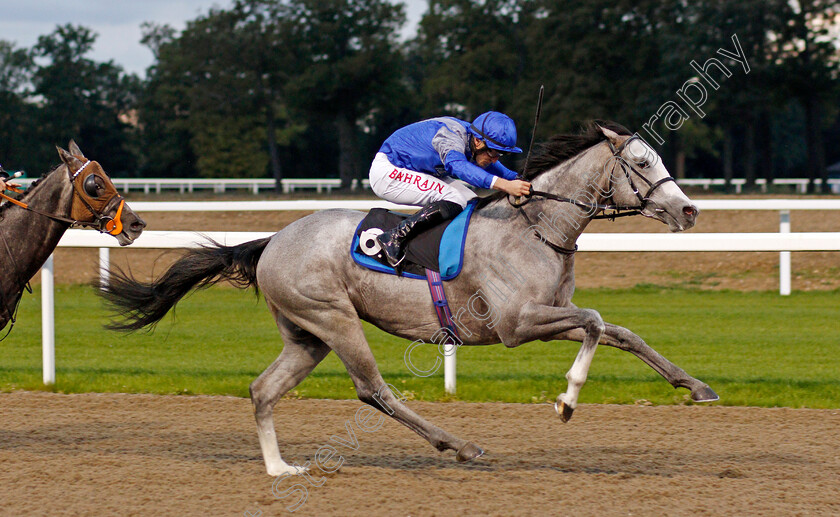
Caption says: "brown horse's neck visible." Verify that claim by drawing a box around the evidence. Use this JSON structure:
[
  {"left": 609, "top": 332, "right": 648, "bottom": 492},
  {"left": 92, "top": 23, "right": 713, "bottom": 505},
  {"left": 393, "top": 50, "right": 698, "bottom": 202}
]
[{"left": 0, "top": 166, "right": 74, "bottom": 329}]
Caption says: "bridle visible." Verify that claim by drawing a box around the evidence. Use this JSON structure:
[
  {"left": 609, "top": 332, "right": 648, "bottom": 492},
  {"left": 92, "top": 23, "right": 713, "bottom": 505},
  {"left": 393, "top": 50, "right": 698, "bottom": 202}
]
[
  {"left": 602, "top": 135, "right": 678, "bottom": 216},
  {"left": 0, "top": 159, "right": 126, "bottom": 338},
  {"left": 0, "top": 159, "right": 126, "bottom": 235},
  {"left": 510, "top": 135, "right": 677, "bottom": 220},
  {"left": 68, "top": 160, "right": 126, "bottom": 235},
  {"left": 509, "top": 135, "right": 678, "bottom": 255}
]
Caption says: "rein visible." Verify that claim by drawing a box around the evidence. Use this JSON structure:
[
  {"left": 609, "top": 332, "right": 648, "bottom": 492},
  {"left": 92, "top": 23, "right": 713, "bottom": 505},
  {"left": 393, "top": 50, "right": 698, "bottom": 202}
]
[
  {"left": 511, "top": 135, "right": 677, "bottom": 219},
  {"left": 511, "top": 134, "right": 678, "bottom": 254},
  {"left": 1, "top": 186, "right": 80, "bottom": 226},
  {"left": 0, "top": 226, "right": 31, "bottom": 340}
]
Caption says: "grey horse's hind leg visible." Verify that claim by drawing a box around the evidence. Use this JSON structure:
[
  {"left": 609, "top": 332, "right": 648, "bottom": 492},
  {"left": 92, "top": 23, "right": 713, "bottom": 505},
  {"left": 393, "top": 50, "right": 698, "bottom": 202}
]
[
  {"left": 554, "top": 323, "right": 719, "bottom": 402},
  {"left": 250, "top": 325, "right": 331, "bottom": 476},
  {"left": 361, "top": 378, "right": 484, "bottom": 462},
  {"left": 312, "top": 313, "right": 483, "bottom": 462}
]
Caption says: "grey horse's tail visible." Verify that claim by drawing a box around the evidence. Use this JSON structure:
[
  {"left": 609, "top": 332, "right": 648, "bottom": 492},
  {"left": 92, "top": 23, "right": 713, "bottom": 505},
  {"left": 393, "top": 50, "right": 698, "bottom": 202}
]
[{"left": 98, "top": 237, "right": 271, "bottom": 331}]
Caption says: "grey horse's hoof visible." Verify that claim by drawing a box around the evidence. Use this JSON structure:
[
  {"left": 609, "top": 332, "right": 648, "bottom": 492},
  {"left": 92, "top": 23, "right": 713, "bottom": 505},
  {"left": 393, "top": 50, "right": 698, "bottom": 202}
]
[
  {"left": 555, "top": 401, "right": 574, "bottom": 423},
  {"left": 691, "top": 385, "right": 720, "bottom": 403},
  {"left": 456, "top": 442, "right": 484, "bottom": 462}
]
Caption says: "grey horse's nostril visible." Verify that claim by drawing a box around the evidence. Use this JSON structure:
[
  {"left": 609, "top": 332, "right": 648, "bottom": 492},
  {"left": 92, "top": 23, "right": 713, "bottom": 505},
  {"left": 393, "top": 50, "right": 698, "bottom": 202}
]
[
  {"left": 131, "top": 220, "right": 146, "bottom": 232},
  {"left": 683, "top": 206, "right": 698, "bottom": 218}
]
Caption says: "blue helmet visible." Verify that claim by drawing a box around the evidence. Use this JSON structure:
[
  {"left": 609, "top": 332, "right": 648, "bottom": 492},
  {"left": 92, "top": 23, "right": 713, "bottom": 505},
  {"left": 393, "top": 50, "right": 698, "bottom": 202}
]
[{"left": 468, "top": 111, "right": 522, "bottom": 154}]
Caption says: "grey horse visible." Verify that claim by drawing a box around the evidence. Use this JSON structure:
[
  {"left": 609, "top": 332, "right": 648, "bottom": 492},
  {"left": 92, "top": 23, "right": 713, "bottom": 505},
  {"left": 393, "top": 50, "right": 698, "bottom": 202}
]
[
  {"left": 0, "top": 142, "right": 145, "bottom": 332},
  {"left": 101, "top": 122, "right": 718, "bottom": 476}
]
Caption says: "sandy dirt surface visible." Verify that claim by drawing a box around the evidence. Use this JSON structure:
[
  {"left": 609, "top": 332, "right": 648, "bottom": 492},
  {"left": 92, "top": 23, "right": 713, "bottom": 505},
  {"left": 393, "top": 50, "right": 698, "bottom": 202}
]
[
  {"left": 43, "top": 195, "right": 840, "bottom": 291},
  {"left": 1, "top": 392, "right": 838, "bottom": 516}
]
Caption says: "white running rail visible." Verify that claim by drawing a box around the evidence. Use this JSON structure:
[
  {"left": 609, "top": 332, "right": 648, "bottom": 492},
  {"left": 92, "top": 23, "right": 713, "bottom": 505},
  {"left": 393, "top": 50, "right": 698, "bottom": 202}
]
[{"left": 31, "top": 199, "right": 840, "bottom": 388}]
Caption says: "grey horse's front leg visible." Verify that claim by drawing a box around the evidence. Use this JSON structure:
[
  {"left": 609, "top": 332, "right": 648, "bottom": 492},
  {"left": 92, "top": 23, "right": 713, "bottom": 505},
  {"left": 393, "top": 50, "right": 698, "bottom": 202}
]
[
  {"left": 602, "top": 323, "right": 719, "bottom": 402},
  {"left": 554, "top": 323, "right": 719, "bottom": 402},
  {"left": 512, "top": 301, "right": 606, "bottom": 422}
]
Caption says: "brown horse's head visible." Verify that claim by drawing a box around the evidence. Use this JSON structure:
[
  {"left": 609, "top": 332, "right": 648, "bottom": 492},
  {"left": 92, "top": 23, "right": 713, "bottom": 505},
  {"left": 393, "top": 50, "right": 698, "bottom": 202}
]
[{"left": 56, "top": 141, "right": 145, "bottom": 245}]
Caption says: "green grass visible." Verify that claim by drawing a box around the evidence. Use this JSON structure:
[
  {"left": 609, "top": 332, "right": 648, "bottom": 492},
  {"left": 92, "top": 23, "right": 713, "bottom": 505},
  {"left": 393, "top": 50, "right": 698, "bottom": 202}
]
[{"left": 2, "top": 285, "right": 838, "bottom": 408}]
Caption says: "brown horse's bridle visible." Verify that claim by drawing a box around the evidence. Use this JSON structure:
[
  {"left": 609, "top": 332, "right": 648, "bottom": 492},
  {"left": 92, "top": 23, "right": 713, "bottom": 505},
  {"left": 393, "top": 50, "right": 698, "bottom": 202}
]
[
  {"left": 0, "top": 159, "right": 126, "bottom": 235},
  {"left": 67, "top": 159, "right": 126, "bottom": 235}
]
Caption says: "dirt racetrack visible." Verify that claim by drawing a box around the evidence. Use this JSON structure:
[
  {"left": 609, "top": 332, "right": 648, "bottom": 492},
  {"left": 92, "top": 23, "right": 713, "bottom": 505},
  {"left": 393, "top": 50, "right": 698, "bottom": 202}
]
[
  {"left": 1, "top": 392, "right": 839, "bottom": 516},
  {"left": 8, "top": 195, "right": 839, "bottom": 515}
]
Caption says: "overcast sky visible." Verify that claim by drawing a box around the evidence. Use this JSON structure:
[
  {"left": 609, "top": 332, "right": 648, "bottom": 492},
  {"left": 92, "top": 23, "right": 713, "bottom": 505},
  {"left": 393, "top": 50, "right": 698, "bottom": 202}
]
[{"left": 0, "top": 0, "right": 426, "bottom": 78}]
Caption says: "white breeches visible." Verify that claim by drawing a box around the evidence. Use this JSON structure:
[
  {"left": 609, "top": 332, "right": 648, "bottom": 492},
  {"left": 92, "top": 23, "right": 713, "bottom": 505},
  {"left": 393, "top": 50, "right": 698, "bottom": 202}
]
[{"left": 369, "top": 152, "right": 476, "bottom": 208}]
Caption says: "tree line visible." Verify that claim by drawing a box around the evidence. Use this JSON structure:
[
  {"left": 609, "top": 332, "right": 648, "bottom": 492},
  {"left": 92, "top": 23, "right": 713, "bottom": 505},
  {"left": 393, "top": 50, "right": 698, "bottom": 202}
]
[{"left": 1, "top": 0, "right": 838, "bottom": 192}]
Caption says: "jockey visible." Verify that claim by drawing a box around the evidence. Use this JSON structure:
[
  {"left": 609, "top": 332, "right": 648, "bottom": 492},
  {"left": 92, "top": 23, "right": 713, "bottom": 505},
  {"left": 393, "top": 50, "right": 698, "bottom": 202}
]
[{"left": 369, "top": 111, "right": 532, "bottom": 268}]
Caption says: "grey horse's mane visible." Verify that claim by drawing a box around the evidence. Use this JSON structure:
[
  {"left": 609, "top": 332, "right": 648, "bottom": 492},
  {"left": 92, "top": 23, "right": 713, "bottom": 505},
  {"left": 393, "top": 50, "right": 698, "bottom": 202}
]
[
  {"left": 478, "top": 120, "right": 632, "bottom": 208},
  {"left": 0, "top": 165, "right": 61, "bottom": 220},
  {"left": 523, "top": 120, "right": 632, "bottom": 180}
]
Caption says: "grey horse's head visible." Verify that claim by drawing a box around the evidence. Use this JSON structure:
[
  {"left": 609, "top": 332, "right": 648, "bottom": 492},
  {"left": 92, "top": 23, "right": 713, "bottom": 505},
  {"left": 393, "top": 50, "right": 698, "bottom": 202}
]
[{"left": 600, "top": 126, "right": 698, "bottom": 232}]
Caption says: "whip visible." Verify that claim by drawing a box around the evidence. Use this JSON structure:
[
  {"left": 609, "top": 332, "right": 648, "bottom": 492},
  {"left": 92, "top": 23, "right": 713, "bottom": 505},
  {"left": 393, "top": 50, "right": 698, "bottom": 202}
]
[
  {"left": 510, "top": 85, "right": 544, "bottom": 207},
  {"left": 521, "top": 84, "right": 544, "bottom": 180}
]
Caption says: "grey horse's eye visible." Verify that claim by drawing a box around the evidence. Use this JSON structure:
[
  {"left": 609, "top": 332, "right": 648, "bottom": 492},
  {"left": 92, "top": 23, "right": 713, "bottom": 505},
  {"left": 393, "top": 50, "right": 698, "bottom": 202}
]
[
  {"left": 626, "top": 142, "right": 655, "bottom": 169},
  {"left": 83, "top": 174, "right": 102, "bottom": 197}
]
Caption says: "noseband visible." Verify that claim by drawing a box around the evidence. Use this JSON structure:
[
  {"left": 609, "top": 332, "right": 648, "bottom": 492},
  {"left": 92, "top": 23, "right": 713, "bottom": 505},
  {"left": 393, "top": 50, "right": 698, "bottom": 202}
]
[{"left": 510, "top": 135, "right": 677, "bottom": 220}]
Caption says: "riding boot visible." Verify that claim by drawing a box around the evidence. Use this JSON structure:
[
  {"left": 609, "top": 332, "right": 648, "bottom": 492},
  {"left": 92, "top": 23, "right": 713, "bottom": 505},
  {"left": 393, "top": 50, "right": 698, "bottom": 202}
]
[{"left": 377, "top": 200, "right": 463, "bottom": 270}]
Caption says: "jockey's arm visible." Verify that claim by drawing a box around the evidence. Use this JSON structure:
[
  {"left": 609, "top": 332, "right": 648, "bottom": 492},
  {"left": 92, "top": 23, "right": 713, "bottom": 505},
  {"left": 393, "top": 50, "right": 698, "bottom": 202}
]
[
  {"left": 487, "top": 161, "right": 519, "bottom": 181},
  {"left": 491, "top": 177, "right": 531, "bottom": 197},
  {"left": 443, "top": 151, "right": 531, "bottom": 196},
  {"left": 486, "top": 162, "right": 531, "bottom": 196},
  {"left": 442, "top": 151, "right": 500, "bottom": 189}
]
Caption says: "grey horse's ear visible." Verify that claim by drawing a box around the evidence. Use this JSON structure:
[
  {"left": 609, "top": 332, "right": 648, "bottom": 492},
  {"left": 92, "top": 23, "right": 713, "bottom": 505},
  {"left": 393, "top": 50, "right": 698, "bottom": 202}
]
[
  {"left": 68, "top": 140, "right": 85, "bottom": 158},
  {"left": 57, "top": 146, "right": 85, "bottom": 171},
  {"left": 598, "top": 125, "right": 621, "bottom": 145}
]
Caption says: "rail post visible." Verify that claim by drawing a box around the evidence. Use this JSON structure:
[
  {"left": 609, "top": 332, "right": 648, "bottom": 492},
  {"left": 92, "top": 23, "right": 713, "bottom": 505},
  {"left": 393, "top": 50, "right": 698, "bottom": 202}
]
[
  {"left": 444, "top": 345, "right": 456, "bottom": 394},
  {"left": 99, "top": 247, "right": 110, "bottom": 288},
  {"left": 41, "top": 254, "right": 55, "bottom": 385},
  {"left": 779, "top": 210, "right": 791, "bottom": 295}
]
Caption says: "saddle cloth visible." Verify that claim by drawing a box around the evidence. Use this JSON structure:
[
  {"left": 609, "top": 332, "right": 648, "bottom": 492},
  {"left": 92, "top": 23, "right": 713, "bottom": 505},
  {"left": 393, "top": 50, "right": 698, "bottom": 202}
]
[{"left": 351, "top": 199, "right": 478, "bottom": 280}]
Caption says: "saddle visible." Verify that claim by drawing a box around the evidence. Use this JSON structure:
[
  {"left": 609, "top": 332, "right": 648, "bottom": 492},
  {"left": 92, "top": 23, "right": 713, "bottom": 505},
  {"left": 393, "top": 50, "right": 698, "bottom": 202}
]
[{"left": 351, "top": 199, "right": 478, "bottom": 280}]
